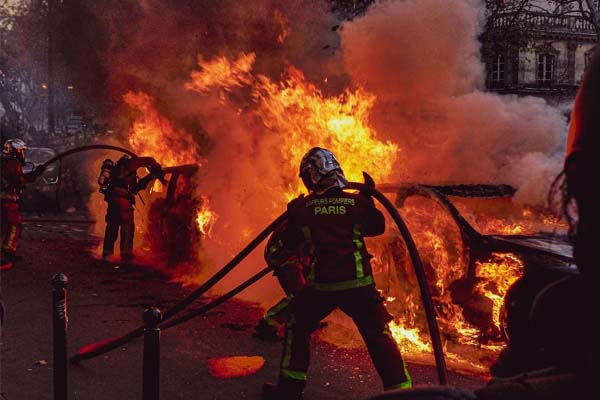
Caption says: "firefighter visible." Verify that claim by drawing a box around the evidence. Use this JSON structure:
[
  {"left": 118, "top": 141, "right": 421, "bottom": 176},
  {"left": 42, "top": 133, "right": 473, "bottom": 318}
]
[
  {"left": 99, "top": 155, "right": 165, "bottom": 264},
  {"left": 263, "top": 147, "right": 411, "bottom": 400},
  {"left": 1, "top": 139, "right": 44, "bottom": 270},
  {"left": 254, "top": 221, "right": 310, "bottom": 341}
]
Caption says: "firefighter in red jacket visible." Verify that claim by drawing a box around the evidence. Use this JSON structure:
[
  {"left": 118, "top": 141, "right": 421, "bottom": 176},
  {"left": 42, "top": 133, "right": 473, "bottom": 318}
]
[
  {"left": 263, "top": 147, "right": 411, "bottom": 400},
  {"left": 1, "top": 139, "right": 43, "bottom": 270},
  {"left": 98, "top": 155, "right": 165, "bottom": 264}
]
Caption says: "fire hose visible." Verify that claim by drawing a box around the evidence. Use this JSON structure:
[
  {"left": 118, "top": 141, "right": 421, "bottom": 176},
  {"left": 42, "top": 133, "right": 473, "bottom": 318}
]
[
  {"left": 70, "top": 211, "right": 289, "bottom": 362},
  {"left": 70, "top": 182, "right": 448, "bottom": 385},
  {"left": 37, "top": 145, "right": 138, "bottom": 170},
  {"left": 347, "top": 182, "right": 448, "bottom": 385}
]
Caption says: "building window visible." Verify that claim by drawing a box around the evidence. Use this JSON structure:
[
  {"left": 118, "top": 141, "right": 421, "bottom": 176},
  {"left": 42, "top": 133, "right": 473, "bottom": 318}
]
[
  {"left": 491, "top": 53, "right": 505, "bottom": 85},
  {"left": 537, "top": 53, "right": 555, "bottom": 84},
  {"left": 585, "top": 50, "right": 594, "bottom": 70}
]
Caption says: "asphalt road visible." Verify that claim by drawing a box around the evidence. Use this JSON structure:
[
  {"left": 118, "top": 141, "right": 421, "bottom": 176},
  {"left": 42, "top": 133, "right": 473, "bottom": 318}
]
[{"left": 0, "top": 214, "right": 486, "bottom": 399}]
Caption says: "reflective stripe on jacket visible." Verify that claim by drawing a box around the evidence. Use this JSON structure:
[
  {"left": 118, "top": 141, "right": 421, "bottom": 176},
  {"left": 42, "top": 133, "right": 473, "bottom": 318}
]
[{"left": 279, "top": 188, "right": 385, "bottom": 290}]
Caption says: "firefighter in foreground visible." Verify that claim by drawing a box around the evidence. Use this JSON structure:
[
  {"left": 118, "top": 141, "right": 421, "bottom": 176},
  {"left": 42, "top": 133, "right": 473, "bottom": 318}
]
[
  {"left": 1, "top": 139, "right": 43, "bottom": 270},
  {"left": 263, "top": 147, "right": 411, "bottom": 400},
  {"left": 97, "top": 155, "right": 165, "bottom": 264}
]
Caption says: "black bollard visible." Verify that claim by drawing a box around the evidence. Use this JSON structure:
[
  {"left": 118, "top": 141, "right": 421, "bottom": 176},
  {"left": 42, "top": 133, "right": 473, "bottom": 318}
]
[
  {"left": 52, "top": 273, "right": 69, "bottom": 400},
  {"left": 142, "top": 307, "right": 162, "bottom": 400}
]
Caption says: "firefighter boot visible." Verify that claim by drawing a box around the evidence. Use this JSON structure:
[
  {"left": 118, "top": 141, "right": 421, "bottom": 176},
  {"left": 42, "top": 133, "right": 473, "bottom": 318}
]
[
  {"left": 121, "top": 253, "right": 134, "bottom": 267},
  {"left": 0, "top": 251, "right": 15, "bottom": 271},
  {"left": 101, "top": 251, "right": 113, "bottom": 263},
  {"left": 262, "top": 376, "right": 305, "bottom": 400}
]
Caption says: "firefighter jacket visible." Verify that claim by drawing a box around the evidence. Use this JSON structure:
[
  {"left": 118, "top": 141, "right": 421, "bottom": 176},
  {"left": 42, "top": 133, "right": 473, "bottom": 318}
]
[
  {"left": 278, "top": 187, "right": 385, "bottom": 291},
  {"left": 1, "top": 156, "right": 25, "bottom": 202},
  {"left": 105, "top": 156, "right": 161, "bottom": 203}
]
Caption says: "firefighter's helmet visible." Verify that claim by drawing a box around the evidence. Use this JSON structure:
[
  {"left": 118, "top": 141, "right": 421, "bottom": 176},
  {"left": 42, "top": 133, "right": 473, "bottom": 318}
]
[
  {"left": 2, "top": 139, "right": 27, "bottom": 162},
  {"left": 299, "top": 147, "right": 347, "bottom": 194},
  {"left": 101, "top": 158, "right": 114, "bottom": 170},
  {"left": 117, "top": 154, "right": 131, "bottom": 164}
]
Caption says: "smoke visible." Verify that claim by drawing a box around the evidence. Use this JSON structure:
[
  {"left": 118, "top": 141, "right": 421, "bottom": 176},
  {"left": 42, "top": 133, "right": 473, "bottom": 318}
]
[{"left": 339, "top": 0, "right": 567, "bottom": 204}]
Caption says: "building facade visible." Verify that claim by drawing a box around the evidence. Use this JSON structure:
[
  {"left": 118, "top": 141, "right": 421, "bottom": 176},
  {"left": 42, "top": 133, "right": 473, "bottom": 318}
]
[{"left": 483, "top": 0, "right": 599, "bottom": 105}]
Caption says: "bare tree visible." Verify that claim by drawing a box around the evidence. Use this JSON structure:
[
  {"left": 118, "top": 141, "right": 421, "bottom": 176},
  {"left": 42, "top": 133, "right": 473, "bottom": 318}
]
[
  {"left": 485, "top": 0, "right": 599, "bottom": 42},
  {"left": 0, "top": 0, "right": 44, "bottom": 140}
]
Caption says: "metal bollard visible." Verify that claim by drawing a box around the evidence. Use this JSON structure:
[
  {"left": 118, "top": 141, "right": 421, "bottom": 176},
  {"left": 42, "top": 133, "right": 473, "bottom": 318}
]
[
  {"left": 142, "top": 307, "right": 162, "bottom": 400},
  {"left": 52, "top": 273, "right": 69, "bottom": 400}
]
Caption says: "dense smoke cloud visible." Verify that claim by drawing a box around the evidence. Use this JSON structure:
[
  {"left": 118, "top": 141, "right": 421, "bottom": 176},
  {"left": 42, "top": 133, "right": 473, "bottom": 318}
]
[{"left": 339, "top": 0, "right": 567, "bottom": 204}]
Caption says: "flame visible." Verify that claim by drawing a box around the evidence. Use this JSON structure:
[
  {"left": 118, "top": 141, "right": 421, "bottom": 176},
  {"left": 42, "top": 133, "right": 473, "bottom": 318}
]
[
  {"left": 274, "top": 9, "right": 290, "bottom": 44},
  {"left": 388, "top": 320, "right": 432, "bottom": 353},
  {"left": 252, "top": 66, "right": 399, "bottom": 199},
  {"left": 150, "top": 179, "right": 164, "bottom": 193},
  {"left": 124, "top": 91, "right": 202, "bottom": 167},
  {"left": 371, "top": 198, "right": 525, "bottom": 371},
  {"left": 196, "top": 196, "right": 218, "bottom": 237},
  {"left": 455, "top": 202, "right": 569, "bottom": 236},
  {"left": 187, "top": 54, "right": 399, "bottom": 201},
  {"left": 185, "top": 53, "right": 256, "bottom": 93},
  {"left": 474, "top": 253, "right": 523, "bottom": 329}
]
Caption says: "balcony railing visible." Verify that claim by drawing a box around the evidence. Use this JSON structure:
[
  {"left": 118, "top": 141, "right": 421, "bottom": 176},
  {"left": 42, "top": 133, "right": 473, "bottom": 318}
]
[{"left": 490, "top": 11, "right": 596, "bottom": 34}]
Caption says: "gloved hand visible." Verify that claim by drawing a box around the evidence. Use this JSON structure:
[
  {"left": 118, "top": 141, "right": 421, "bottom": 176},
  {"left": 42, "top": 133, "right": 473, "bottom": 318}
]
[
  {"left": 24, "top": 164, "right": 46, "bottom": 183},
  {"left": 362, "top": 171, "right": 376, "bottom": 188},
  {"left": 149, "top": 164, "right": 167, "bottom": 184}
]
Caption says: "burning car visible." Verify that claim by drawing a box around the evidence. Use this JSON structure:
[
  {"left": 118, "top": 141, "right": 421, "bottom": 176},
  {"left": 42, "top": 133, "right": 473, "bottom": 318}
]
[
  {"left": 22, "top": 147, "right": 60, "bottom": 211},
  {"left": 369, "top": 183, "right": 573, "bottom": 363}
]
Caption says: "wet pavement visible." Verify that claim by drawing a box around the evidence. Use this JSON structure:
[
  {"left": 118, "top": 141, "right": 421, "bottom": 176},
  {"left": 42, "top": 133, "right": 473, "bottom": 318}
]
[{"left": 1, "top": 213, "right": 486, "bottom": 399}]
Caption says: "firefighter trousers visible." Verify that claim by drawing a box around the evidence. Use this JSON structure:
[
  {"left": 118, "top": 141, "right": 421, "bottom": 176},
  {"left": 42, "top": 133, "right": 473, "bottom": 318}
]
[
  {"left": 1, "top": 201, "right": 21, "bottom": 254},
  {"left": 264, "top": 295, "right": 294, "bottom": 328},
  {"left": 103, "top": 197, "right": 135, "bottom": 261},
  {"left": 264, "top": 265, "right": 306, "bottom": 328},
  {"left": 280, "top": 284, "right": 411, "bottom": 390}
]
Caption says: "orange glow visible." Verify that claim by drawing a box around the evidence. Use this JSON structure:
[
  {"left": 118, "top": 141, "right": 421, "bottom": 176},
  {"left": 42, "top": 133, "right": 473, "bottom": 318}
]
[
  {"left": 274, "top": 9, "right": 290, "bottom": 44},
  {"left": 196, "top": 196, "right": 218, "bottom": 237},
  {"left": 185, "top": 53, "right": 256, "bottom": 93},
  {"left": 207, "top": 356, "right": 265, "bottom": 379}
]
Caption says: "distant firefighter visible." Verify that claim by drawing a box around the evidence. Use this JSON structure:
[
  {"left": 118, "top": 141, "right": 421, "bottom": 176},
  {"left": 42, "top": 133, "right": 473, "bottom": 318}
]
[
  {"left": 1, "top": 139, "right": 44, "bottom": 270},
  {"left": 97, "top": 155, "right": 165, "bottom": 264}
]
